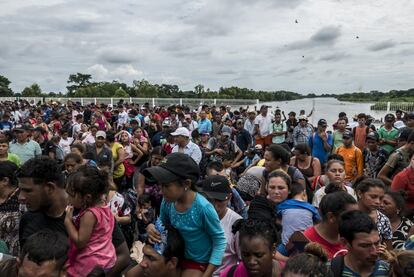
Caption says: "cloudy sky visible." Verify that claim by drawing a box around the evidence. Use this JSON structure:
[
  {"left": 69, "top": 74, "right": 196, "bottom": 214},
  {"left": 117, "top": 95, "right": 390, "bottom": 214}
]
[{"left": 1, "top": 0, "right": 414, "bottom": 94}]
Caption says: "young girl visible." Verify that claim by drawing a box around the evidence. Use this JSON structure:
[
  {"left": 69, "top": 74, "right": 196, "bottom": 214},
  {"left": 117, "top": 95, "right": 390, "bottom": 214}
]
[
  {"left": 64, "top": 165, "right": 116, "bottom": 277},
  {"left": 145, "top": 152, "right": 226, "bottom": 277},
  {"left": 117, "top": 130, "right": 141, "bottom": 188}
]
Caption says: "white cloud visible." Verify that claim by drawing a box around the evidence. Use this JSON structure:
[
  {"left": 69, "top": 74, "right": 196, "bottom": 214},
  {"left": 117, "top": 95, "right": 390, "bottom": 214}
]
[{"left": 0, "top": 0, "right": 414, "bottom": 94}]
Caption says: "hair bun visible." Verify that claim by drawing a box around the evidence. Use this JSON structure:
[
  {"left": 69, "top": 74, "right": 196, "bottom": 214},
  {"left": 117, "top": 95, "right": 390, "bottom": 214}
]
[{"left": 304, "top": 242, "right": 329, "bottom": 263}]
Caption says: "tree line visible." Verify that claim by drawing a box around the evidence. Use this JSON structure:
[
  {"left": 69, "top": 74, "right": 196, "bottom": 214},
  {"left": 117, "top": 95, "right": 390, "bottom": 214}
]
[{"left": 0, "top": 74, "right": 413, "bottom": 102}]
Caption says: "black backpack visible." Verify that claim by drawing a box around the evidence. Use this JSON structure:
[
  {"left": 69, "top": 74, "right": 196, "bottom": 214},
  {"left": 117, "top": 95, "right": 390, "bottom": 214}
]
[{"left": 330, "top": 255, "right": 345, "bottom": 277}]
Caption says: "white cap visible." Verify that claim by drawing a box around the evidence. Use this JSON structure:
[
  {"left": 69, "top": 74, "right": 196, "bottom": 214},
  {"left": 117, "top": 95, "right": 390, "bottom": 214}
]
[
  {"left": 96, "top": 131, "right": 106, "bottom": 139},
  {"left": 170, "top": 127, "right": 190, "bottom": 137}
]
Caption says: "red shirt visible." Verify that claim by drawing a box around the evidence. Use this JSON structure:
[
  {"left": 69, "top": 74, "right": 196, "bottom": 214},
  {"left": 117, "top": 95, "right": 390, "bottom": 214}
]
[
  {"left": 304, "top": 226, "right": 347, "bottom": 259},
  {"left": 392, "top": 166, "right": 414, "bottom": 209}
]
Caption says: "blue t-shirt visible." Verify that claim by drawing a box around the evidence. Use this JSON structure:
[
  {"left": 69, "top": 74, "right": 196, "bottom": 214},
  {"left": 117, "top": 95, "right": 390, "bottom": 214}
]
[
  {"left": 160, "top": 193, "right": 226, "bottom": 265},
  {"left": 342, "top": 259, "right": 389, "bottom": 277},
  {"left": 308, "top": 132, "right": 333, "bottom": 165}
]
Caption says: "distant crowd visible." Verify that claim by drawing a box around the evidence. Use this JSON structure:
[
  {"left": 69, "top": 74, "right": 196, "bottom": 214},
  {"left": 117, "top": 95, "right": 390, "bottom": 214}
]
[{"left": 0, "top": 99, "right": 413, "bottom": 277}]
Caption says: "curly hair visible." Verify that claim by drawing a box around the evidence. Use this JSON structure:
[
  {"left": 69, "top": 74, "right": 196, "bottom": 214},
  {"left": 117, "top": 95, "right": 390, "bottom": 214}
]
[
  {"left": 233, "top": 218, "right": 279, "bottom": 250},
  {"left": 17, "top": 156, "right": 65, "bottom": 188}
]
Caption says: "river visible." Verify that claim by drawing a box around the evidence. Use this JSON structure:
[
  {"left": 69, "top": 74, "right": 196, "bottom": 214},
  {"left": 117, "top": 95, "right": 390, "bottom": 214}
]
[{"left": 263, "top": 98, "right": 389, "bottom": 129}]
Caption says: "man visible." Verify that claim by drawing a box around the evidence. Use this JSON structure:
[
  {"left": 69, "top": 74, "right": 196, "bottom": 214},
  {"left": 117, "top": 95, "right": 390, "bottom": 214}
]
[
  {"left": 332, "top": 118, "right": 347, "bottom": 152},
  {"left": 17, "top": 157, "right": 130, "bottom": 277},
  {"left": 405, "top": 112, "right": 414, "bottom": 130},
  {"left": 9, "top": 126, "right": 42, "bottom": 164},
  {"left": 0, "top": 113, "right": 13, "bottom": 131},
  {"left": 198, "top": 110, "right": 212, "bottom": 134},
  {"left": 85, "top": 130, "right": 113, "bottom": 168},
  {"left": 285, "top": 111, "right": 298, "bottom": 148},
  {"left": 363, "top": 132, "right": 388, "bottom": 178},
  {"left": 308, "top": 119, "right": 333, "bottom": 166},
  {"left": 184, "top": 114, "right": 198, "bottom": 132},
  {"left": 335, "top": 130, "right": 364, "bottom": 183},
  {"left": 333, "top": 112, "right": 348, "bottom": 130},
  {"left": 71, "top": 113, "right": 84, "bottom": 139},
  {"left": 235, "top": 119, "right": 252, "bottom": 153},
  {"left": 254, "top": 105, "right": 272, "bottom": 148},
  {"left": 378, "top": 129, "right": 414, "bottom": 186},
  {"left": 200, "top": 175, "right": 242, "bottom": 277},
  {"left": 212, "top": 113, "right": 223, "bottom": 138},
  {"left": 271, "top": 113, "right": 287, "bottom": 146},
  {"left": 293, "top": 115, "right": 313, "bottom": 147},
  {"left": 377, "top": 114, "right": 399, "bottom": 154},
  {"left": 0, "top": 230, "right": 69, "bottom": 277},
  {"left": 171, "top": 127, "right": 202, "bottom": 164},
  {"left": 332, "top": 210, "right": 390, "bottom": 276},
  {"left": 32, "top": 127, "right": 49, "bottom": 155},
  {"left": 125, "top": 226, "right": 185, "bottom": 277},
  {"left": 243, "top": 109, "right": 256, "bottom": 139},
  {"left": 207, "top": 126, "right": 243, "bottom": 164},
  {"left": 117, "top": 104, "right": 129, "bottom": 128},
  {"left": 353, "top": 113, "right": 371, "bottom": 150}
]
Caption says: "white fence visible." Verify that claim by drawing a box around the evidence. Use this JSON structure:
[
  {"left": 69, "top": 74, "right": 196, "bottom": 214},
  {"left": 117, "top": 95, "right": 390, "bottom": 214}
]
[
  {"left": 370, "top": 102, "right": 414, "bottom": 112},
  {"left": 0, "top": 97, "right": 259, "bottom": 108}
]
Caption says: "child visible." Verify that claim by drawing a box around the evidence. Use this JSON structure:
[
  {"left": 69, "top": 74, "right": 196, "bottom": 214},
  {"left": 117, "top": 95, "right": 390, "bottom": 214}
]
[
  {"left": 277, "top": 182, "right": 320, "bottom": 246},
  {"left": 145, "top": 153, "right": 226, "bottom": 277},
  {"left": 64, "top": 165, "right": 116, "bottom": 277},
  {"left": 136, "top": 193, "right": 155, "bottom": 242},
  {"left": 222, "top": 153, "right": 237, "bottom": 184}
]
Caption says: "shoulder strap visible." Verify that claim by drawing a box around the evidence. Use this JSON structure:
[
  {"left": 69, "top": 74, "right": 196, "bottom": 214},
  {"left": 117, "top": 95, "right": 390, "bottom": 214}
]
[
  {"left": 352, "top": 127, "right": 356, "bottom": 137},
  {"left": 227, "top": 264, "right": 238, "bottom": 277},
  {"left": 330, "top": 255, "right": 345, "bottom": 277},
  {"left": 366, "top": 126, "right": 370, "bottom": 134}
]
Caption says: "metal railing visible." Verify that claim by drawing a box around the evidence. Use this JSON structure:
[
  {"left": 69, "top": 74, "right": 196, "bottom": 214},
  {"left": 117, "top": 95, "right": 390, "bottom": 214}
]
[
  {"left": 371, "top": 102, "right": 414, "bottom": 112},
  {"left": 0, "top": 97, "right": 259, "bottom": 108}
]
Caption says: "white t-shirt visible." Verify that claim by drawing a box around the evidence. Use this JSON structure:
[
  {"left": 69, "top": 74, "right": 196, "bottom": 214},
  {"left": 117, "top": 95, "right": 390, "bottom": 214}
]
[
  {"left": 213, "top": 208, "right": 242, "bottom": 277},
  {"left": 59, "top": 137, "right": 74, "bottom": 155},
  {"left": 312, "top": 185, "right": 357, "bottom": 208},
  {"left": 254, "top": 114, "right": 272, "bottom": 137}
]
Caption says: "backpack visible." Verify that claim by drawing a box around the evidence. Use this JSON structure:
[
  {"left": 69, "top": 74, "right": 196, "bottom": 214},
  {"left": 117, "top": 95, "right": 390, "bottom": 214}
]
[
  {"left": 330, "top": 255, "right": 345, "bottom": 277},
  {"left": 352, "top": 126, "right": 370, "bottom": 138},
  {"left": 287, "top": 166, "right": 314, "bottom": 204}
]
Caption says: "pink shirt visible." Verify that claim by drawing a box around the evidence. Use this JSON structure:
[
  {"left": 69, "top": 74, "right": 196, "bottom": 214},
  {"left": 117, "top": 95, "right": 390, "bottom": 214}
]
[{"left": 67, "top": 206, "right": 116, "bottom": 277}]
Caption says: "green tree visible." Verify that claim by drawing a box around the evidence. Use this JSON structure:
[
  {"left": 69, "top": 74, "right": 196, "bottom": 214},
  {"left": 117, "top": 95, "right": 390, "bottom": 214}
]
[
  {"left": 66, "top": 73, "right": 92, "bottom": 95},
  {"left": 114, "top": 87, "right": 129, "bottom": 98},
  {"left": 0, "top": 75, "right": 14, "bottom": 96},
  {"left": 21, "top": 83, "right": 42, "bottom": 97}
]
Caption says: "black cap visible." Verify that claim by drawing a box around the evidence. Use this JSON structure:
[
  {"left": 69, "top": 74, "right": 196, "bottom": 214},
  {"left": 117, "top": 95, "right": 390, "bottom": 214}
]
[
  {"left": 342, "top": 130, "right": 353, "bottom": 138},
  {"left": 384, "top": 114, "right": 395, "bottom": 122},
  {"left": 318, "top": 119, "right": 328, "bottom": 126},
  {"left": 407, "top": 113, "right": 414, "bottom": 120},
  {"left": 143, "top": 153, "right": 200, "bottom": 184},
  {"left": 200, "top": 175, "right": 231, "bottom": 201},
  {"left": 13, "top": 125, "right": 33, "bottom": 132}
]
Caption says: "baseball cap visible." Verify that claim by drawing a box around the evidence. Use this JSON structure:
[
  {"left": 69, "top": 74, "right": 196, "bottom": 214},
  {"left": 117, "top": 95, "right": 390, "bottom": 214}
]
[
  {"left": 407, "top": 113, "right": 414, "bottom": 120},
  {"left": 384, "top": 114, "right": 395, "bottom": 122},
  {"left": 254, "top": 144, "right": 263, "bottom": 150},
  {"left": 298, "top": 115, "right": 308, "bottom": 121},
  {"left": 318, "top": 119, "right": 328, "bottom": 126},
  {"left": 342, "top": 130, "right": 353, "bottom": 139},
  {"left": 170, "top": 127, "right": 190, "bottom": 137},
  {"left": 96, "top": 131, "right": 106, "bottom": 139},
  {"left": 199, "top": 175, "right": 232, "bottom": 201},
  {"left": 247, "top": 108, "right": 256, "bottom": 114},
  {"left": 366, "top": 132, "right": 379, "bottom": 141},
  {"left": 236, "top": 119, "right": 243, "bottom": 125},
  {"left": 162, "top": 118, "right": 171, "bottom": 127},
  {"left": 143, "top": 153, "right": 200, "bottom": 184},
  {"left": 221, "top": 126, "right": 232, "bottom": 137}
]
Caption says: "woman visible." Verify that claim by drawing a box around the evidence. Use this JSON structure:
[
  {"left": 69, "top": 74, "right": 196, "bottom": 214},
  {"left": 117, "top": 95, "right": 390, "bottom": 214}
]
[
  {"left": 135, "top": 146, "right": 167, "bottom": 213},
  {"left": 117, "top": 130, "right": 141, "bottom": 189},
  {"left": 106, "top": 131, "right": 126, "bottom": 188},
  {"left": 70, "top": 143, "right": 97, "bottom": 167},
  {"left": 380, "top": 191, "right": 413, "bottom": 250},
  {"left": 261, "top": 144, "right": 305, "bottom": 194},
  {"left": 355, "top": 178, "right": 393, "bottom": 250},
  {"left": 391, "top": 152, "right": 414, "bottom": 211},
  {"left": 290, "top": 143, "right": 321, "bottom": 184},
  {"left": 198, "top": 132, "right": 211, "bottom": 178},
  {"left": 132, "top": 127, "right": 150, "bottom": 166},
  {"left": 220, "top": 219, "right": 282, "bottom": 277},
  {"left": 312, "top": 160, "right": 357, "bottom": 208},
  {"left": 64, "top": 153, "right": 83, "bottom": 175},
  {"left": 266, "top": 170, "right": 291, "bottom": 206},
  {"left": 389, "top": 250, "right": 414, "bottom": 277},
  {"left": 0, "top": 161, "right": 21, "bottom": 256},
  {"left": 0, "top": 138, "right": 20, "bottom": 166}
]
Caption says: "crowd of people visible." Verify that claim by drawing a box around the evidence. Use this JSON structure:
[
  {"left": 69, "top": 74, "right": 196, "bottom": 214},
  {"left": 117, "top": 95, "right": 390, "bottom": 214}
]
[{"left": 0, "top": 98, "right": 413, "bottom": 277}]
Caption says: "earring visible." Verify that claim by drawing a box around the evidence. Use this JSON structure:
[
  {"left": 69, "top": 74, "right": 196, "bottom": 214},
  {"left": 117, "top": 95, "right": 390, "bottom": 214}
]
[{"left": 185, "top": 187, "right": 188, "bottom": 191}]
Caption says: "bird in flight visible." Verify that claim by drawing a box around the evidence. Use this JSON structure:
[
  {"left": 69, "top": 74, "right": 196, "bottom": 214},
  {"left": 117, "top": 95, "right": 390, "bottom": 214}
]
[
  {"left": 356, "top": 36, "right": 359, "bottom": 39},
  {"left": 295, "top": 20, "right": 298, "bottom": 23}
]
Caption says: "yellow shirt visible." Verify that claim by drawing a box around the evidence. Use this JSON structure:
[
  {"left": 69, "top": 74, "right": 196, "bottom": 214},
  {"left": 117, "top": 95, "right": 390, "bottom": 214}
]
[
  {"left": 112, "top": 142, "right": 125, "bottom": 179},
  {"left": 257, "top": 159, "right": 265, "bottom": 167}
]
